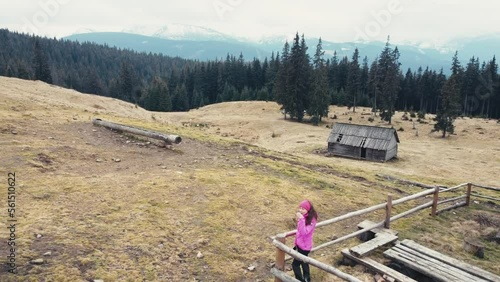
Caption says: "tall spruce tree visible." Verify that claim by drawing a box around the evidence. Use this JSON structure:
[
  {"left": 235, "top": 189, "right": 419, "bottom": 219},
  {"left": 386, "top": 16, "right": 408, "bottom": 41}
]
[
  {"left": 274, "top": 41, "right": 291, "bottom": 119},
  {"left": 375, "top": 38, "right": 401, "bottom": 123},
  {"left": 434, "top": 75, "right": 461, "bottom": 137},
  {"left": 288, "top": 33, "right": 311, "bottom": 121},
  {"left": 308, "top": 38, "right": 330, "bottom": 125},
  {"left": 144, "top": 76, "right": 172, "bottom": 112},
  {"left": 346, "top": 48, "right": 361, "bottom": 112},
  {"left": 33, "top": 39, "right": 52, "bottom": 84}
]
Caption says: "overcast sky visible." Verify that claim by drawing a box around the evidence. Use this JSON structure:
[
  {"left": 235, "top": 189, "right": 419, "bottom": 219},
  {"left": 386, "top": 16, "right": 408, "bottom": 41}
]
[{"left": 1, "top": 0, "right": 499, "bottom": 47}]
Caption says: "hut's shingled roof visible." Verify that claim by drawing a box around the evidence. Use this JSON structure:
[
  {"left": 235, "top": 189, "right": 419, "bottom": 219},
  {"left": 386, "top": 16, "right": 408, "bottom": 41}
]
[{"left": 327, "top": 123, "right": 399, "bottom": 150}]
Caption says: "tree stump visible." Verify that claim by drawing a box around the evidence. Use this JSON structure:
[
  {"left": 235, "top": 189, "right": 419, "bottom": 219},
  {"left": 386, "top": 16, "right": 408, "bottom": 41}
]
[{"left": 463, "top": 238, "right": 484, "bottom": 258}]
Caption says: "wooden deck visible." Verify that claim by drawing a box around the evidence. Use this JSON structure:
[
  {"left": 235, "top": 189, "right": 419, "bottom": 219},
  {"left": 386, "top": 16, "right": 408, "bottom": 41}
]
[{"left": 384, "top": 239, "right": 500, "bottom": 282}]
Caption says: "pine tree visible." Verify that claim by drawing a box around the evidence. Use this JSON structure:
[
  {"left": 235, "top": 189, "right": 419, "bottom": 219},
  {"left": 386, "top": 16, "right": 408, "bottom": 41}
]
[
  {"left": 144, "top": 76, "right": 171, "bottom": 112},
  {"left": 375, "top": 38, "right": 401, "bottom": 123},
  {"left": 33, "top": 39, "right": 52, "bottom": 84},
  {"left": 434, "top": 75, "right": 461, "bottom": 137},
  {"left": 288, "top": 33, "right": 311, "bottom": 121},
  {"left": 274, "top": 41, "right": 291, "bottom": 119},
  {"left": 173, "top": 84, "right": 189, "bottom": 111},
  {"left": 346, "top": 48, "right": 361, "bottom": 112},
  {"left": 307, "top": 38, "right": 330, "bottom": 125}
]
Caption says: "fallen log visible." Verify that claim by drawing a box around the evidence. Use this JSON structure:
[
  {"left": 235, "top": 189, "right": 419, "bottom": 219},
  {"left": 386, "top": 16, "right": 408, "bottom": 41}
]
[{"left": 92, "top": 119, "right": 182, "bottom": 144}]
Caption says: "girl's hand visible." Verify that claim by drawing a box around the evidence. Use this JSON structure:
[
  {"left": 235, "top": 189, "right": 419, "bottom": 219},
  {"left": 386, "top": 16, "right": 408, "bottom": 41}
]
[{"left": 296, "top": 212, "right": 303, "bottom": 220}]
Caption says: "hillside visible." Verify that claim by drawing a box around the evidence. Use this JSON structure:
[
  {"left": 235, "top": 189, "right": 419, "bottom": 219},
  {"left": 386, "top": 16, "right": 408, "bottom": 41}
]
[{"left": 0, "top": 77, "right": 498, "bottom": 281}]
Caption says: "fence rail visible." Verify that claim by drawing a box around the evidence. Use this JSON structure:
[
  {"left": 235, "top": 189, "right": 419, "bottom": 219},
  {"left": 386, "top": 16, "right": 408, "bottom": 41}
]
[{"left": 270, "top": 182, "right": 499, "bottom": 282}]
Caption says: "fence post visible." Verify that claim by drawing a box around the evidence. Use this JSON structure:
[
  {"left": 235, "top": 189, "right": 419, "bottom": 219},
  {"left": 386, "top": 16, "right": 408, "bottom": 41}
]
[
  {"left": 466, "top": 183, "right": 472, "bottom": 206},
  {"left": 431, "top": 186, "right": 440, "bottom": 216},
  {"left": 385, "top": 195, "right": 392, "bottom": 229},
  {"left": 275, "top": 234, "right": 286, "bottom": 282}
]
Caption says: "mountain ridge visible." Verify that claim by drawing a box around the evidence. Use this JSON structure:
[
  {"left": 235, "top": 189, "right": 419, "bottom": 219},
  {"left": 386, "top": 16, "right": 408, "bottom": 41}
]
[{"left": 64, "top": 24, "right": 500, "bottom": 74}]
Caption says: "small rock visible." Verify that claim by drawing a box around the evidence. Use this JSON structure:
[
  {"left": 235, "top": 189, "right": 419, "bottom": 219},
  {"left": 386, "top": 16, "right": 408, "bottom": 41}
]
[
  {"left": 43, "top": 251, "right": 52, "bottom": 256},
  {"left": 92, "top": 129, "right": 97, "bottom": 132},
  {"left": 197, "top": 251, "right": 204, "bottom": 259},
  {"left": 247, "top": 265, "right": 256, "bottom": 271},
  {"left": 474, "top": 201, "right": 479, "bottom": 204},
  {"left": 30, "top": 258, "right": 44, "bottom": 265},
  {"left": 96, "top": 159, "right": 103, "bottom": 163},
  {"left": 94, "top": 280, "right": 104, "bottom": 282},
  {"left": 197, "top": 238, "right": 209, "bottom": 245},
  {"left": 48, "top": 137, "right": 54, "bottom": 139},
  {"left": 11, "top": 130, "right": 18, "bottom": 135},
  {"left": 161, "top": 166, "right": 167, "bottom": 169},
  {"left": 114, "top": 158, "right": 121, "bottom": 163},
  {"left": 36, "top": 234, "right": 43, "bottom": 239}
]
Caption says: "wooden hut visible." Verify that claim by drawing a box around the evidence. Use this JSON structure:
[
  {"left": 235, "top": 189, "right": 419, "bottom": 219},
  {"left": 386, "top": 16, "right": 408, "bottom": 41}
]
[{"left": 327, "top": 123, "right": 400, "bottom": 162}]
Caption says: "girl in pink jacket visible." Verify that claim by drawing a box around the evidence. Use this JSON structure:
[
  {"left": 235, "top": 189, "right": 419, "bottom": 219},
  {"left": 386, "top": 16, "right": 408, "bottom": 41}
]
[{"left": 293, "top": 199, "right": 318, "bottom": 282}]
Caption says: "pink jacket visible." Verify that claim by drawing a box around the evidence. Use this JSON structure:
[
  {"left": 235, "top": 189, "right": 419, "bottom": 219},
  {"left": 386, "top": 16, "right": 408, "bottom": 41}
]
[{"left": 294, "top": 217, "right": 317, "bottom": 251}]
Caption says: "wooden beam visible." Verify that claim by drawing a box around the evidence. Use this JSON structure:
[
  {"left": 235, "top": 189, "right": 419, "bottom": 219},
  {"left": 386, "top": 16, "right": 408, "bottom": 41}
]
[
  {"left": 311, "top": 221, "right": 385, "bottom": 252},
  {"left": 466, "top": 183, "right": 472, "bottom": 206},
  {"left": 270, "top": 268, "right": 301, "bottom": 282},
  {"left": 385, "top": 195, "right": 393, "bottom": 228},
  {"left": 271, "top": 239, "right": 363, "bottom": 282},
  {"left": 431, "top": 186, "right": 439, "bottom": 216},
  {"left": 341, "top": 249, "right": 417, "bottom": 282},
  {"left": 278, "top": 188, "right": 437, "bottom": 238},
  {"left": 389, "top": 201, "right": 433, "bottom": 221},
  {"left": 435, "top": 201, "right": 467, "bottom": 215},
  {"left": 274, "top": 234, "right": 286, "bottom": 282},
  {"left": 471, "top": 183, "right": 500, "bottom": 192},
  {"left": 472, "top": 194, "right": 500, "bottom": 202},
  {"left": 400, "top": 240, "right": 500, "bottom": 282},
  {"left": 439, "top": 183, "right": 469, "bottom": 193}
]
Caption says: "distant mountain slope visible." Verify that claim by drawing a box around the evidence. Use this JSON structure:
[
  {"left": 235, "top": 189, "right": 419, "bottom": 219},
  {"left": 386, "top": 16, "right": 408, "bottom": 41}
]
[
  {"left": 64, "top": 32, "right": 268, "bottom": 60},
  {"left": 64, "top": 32, "right": 451, "bottom": 73},
  {"left": 64, "top": 29, "right": 499, "bottom": 74}
]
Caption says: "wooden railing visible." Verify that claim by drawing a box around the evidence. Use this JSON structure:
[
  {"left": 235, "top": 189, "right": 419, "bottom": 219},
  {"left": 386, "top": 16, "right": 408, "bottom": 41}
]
[{"left": 269, "top": 182, "right": 499, "bottom": 282}]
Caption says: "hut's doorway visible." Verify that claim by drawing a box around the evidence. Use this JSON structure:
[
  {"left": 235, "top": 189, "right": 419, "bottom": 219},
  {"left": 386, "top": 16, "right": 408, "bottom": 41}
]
[{"left": 360, "top": 137, "right": 367, "bottom": 159}]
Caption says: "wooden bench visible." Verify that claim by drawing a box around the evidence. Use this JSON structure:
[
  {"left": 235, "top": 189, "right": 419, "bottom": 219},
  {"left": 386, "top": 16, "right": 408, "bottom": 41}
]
[{"left": 384, "top": 239, "right": 500, "bottom": 282}]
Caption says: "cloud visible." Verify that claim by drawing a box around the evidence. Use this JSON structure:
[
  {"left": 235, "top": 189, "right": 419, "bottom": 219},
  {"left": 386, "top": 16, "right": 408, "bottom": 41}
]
[{"left": 1, "top": 0, "right": 500, "bottom": 45}]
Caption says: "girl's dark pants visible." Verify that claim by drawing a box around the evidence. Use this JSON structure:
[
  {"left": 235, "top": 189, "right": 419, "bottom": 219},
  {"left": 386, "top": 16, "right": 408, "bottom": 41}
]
[{"left": 292, "top": 246, "right": 311, "bottom": 282}]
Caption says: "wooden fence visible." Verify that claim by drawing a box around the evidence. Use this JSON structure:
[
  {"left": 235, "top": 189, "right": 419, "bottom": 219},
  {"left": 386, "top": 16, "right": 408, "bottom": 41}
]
[{"left": 270, "top": 182, "right": 500, "bottom": 282}]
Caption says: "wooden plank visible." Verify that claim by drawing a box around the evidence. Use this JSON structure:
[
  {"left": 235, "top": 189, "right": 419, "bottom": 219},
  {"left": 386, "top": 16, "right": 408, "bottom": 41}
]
[
  {"left": 272, "top": 239, "right": 363, "bottom": 282},
  {"left": 358, "top": 220, "right": 399, "bottom": 236},
  {"left": 384, "top": 249, "right": 451, "bottom": 282},
  {"left": 341, "top": 249, "right": 417, "bottom": 282},
  {"left": 351, "top": 233, "right": 399, "bottom": 257},
  {"left": 401, "top": 240, "right": 500, "bottom": 282},
  {"left": 393, "top": 245, "right": 488, "bottom": 282},
  {"left": 270, "top": 268, "right": 301, "bottom": 282}
]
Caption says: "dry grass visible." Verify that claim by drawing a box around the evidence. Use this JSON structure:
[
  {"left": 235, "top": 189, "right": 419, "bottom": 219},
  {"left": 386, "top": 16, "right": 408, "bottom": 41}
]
[{"left": 0, "top": 76, "right": 498, "bottom": 281}]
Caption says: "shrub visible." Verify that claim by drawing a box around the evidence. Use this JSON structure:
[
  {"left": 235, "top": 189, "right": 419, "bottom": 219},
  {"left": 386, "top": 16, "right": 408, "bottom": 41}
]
[
  {"left": 348, "top": 117, "right": 352, "bottom": 121},
  {"left": 368, "top": 117, "right": 374, "bottom": 122},
  {"left": 410, "top": 111, "right": 417, "bottom": 118},
  {"left": 417, "top": 111, "right": 426, "bottom": 119},
  {"left": 398, "top": 127, "right": 404, "bottom": 132}
]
